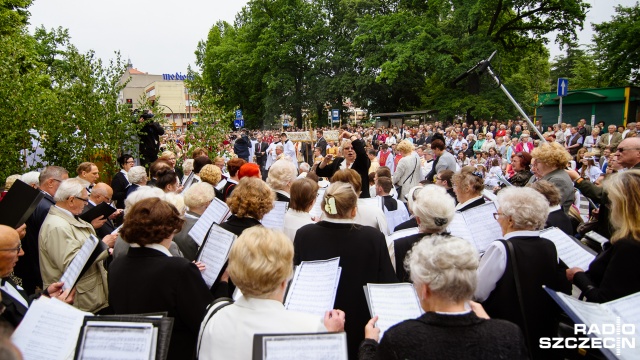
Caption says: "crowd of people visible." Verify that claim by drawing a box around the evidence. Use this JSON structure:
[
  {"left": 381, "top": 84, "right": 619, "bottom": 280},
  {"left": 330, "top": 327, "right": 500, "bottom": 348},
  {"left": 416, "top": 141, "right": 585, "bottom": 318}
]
[{"left": 0, "top": 115, "right": 639, "bottom": 359}]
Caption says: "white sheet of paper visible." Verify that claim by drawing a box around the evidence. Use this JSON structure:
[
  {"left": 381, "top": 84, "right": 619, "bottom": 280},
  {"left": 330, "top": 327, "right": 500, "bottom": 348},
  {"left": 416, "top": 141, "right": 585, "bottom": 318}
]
[
  {"left": 608, "top": 291, "right": 640, "bottom": 328},
  {"left": 59, "top": 234, "right": 100, "bottom": 291},
  {"left": 77, "top": 321, "right": 154, "bottom": 360},
  {"left": 12, "top": 297, "right": 92, "bottom": 360},
  {"left": 541, "top": 227, "right": 595, "bottom": 270},
  {"left": 188, "top": 197, "right": 230, "bottom": 246},
  {"left": 261, "top": 201, "right": 288, "bottom": 230},
  {"left": 260, "top": 333, "right": 348, "bottom": 360},
  {"left": 461, "top": 202, "right": 502, "bottom": 252},
  {"left": 197, "top": 225, "right": 237, "bottom": 288},
  {"left": 285, "top": 258, "right": 341, "bottom": 318},
  {"left": 447, "top": 212, "right": 475, "bottom": 248},
  {"left": 111, "top": 224, "right": 123, "bottom": 235},
  {"left": 366, "top": 283, "right": 423, "bottom": 338},
  {"left": 309, "top": 188, "right": 326, "bottom": 219},
  {"left": 386, "top": 227, "right": 420, "bottom": 249}
]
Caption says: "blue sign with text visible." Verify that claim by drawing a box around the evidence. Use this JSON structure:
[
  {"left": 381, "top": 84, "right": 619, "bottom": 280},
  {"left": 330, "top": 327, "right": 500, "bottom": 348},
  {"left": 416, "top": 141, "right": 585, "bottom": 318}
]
[
  {"left": 557, "top": 78, "right": 568, "bottom": 97},
  {"left": 331, "top": 109, "right": 340, "bottom": 123},
  {"left": 234, "top": 119, "right": 244, "bottom": 129}
]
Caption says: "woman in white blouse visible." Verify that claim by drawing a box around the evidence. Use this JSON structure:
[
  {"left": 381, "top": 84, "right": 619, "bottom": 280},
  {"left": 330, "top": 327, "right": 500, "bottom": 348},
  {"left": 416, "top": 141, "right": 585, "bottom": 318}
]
[
  {"left": 283, "top": 178, "right": 319, "bottom": 242},
  {"left": 583, "top": 127, "right": 601, "bottom": 154}
]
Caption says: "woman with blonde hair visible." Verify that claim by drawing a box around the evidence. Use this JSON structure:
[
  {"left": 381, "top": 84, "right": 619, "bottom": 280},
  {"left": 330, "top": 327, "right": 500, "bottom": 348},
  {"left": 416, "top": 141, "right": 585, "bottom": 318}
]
[
  {"left": 294, "top": 182, "right": 397, "bottom": 359},
  {"left": 392, "top": 140, "right": 422, "bottom": 203},
  {"left": 266, "top": 158, "right": 297, "bottom": 202},
  {"left": 566, "top": 170, "right": 640, "bottom": 303},
  {"left": 198, "top": 227, "right": 345, "bottom": 360},
  {"left": 530, "top": 141, "right": 574, "bottom": 213}
]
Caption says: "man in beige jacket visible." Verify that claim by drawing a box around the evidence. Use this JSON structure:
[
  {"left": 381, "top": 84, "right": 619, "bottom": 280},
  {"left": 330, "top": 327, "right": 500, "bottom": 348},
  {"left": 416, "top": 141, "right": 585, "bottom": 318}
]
[{"left": 39, "top": 178, "right": 116, "bottom": 313}]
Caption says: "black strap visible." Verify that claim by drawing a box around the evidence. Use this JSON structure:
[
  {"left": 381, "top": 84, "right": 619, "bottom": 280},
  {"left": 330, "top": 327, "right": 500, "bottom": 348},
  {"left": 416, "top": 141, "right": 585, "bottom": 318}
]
[
  {"left": 400, "top": 158, "right": 419, "bottom": 185},
  {"left": 196, "top": 297, "right": 234, "bottom": 358},
  {"left": 504, "top": 240, "right": 533, "bottom": 359}
]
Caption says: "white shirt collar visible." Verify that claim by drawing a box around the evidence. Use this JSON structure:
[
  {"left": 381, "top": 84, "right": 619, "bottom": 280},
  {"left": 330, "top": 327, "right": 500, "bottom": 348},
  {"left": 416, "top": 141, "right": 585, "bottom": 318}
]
[
  {"left": 504, "top": 230, "right": 540, "bottom": 239},
  {"left": 455, "top": 195, "right": 483, "bottom": 210},
  {"left": 130, "top": 243, "right": 173, "bottom": 257},
  {"left": 322, "top": 217, "right": 356, "bottom": 224},
  {"left": 0, "top": 281, "right": 29, "bottom": 308},
  {"left": 548, "top": 205, "right": 562, "bottom": 213},
  {"left": 54, "top": 205, "right": 75, "bottom": 218},
  {"left": 286, "top": 209, "right": 311, "bottom": 219}
]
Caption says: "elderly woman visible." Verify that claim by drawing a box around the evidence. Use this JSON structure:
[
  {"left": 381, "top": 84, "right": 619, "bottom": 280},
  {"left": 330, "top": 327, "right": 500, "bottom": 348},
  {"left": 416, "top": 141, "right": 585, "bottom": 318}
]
[
  {"left": 392, "top": 140, "right": 422, "bottom": 203},
  {"left": 476, "top": 187, "right": 571, "bottom": 359},
  {"left": 125, "top": 166, "right": 147, "bottom": 200},
  {"left": 294, "top": 182, "right": 397, "bottom": 359},
  {"left": 530, "top": 142, "right": 574, "bottom": 213},
  {"left": 360, "top": 235, "right": 528, "bottom": 360},
  {"left": 494, "top": 152, "right": 532, "bottom": 193},
  {"left": 393, "top": 185, "right": 456, "bottom": 281},
  {"left": 452, "top": 166, "right": 486, "bottom": 211},
  {"left": 110, "top": 197, "right": 213, "bottom": 360},
  {"left": 330, "top": 169, "right": 389, "bottom": 235},
  {"left": 480, "top": 132, "right": 496, "bottom": 152},
  {"left": 583, "top": 127, "right": 600, "bottom": 154},
  {"left": 267, "top": 158, "right": 298, "bottom": 202},
  {"left": 198, "top": 227, "right": 345, "bottom": 359},
  {"left": 160, "top": 150, "right": 183, "bottom": 181},
  {"left": 472, "top": 133, "right": 485, "bottom": 154},
  {"left": 220, "top": 177, "right": 274, "bottom": 237},
  {"left": 283, "top": 178, "right": 318, "bottom": 242},
  {"left": 528, "top": 180, "right": 574, "bottom": 236},
  {"left": 199, "top": 164, "right": 224, "bottom": 200},
  {"left": 174, "top": 182, "right": 215, "bottom": 260},
  {"left": 182, "top": 159, "right": 194, "bottom": 184},
  {"left": 566, "top": 170, "right": 640, "bottom": 303}
]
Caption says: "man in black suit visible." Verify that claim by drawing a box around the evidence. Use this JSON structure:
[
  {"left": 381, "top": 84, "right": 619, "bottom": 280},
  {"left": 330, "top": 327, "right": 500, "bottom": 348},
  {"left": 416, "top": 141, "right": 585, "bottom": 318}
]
[
  {"left": 253, "top": 134, "right": 269, "bottom": 180},
  {"left": 82, "top": 183, "right": 121, "bottom": 239},
  {"left": 234, "top": 129, "right": 251, "bottom": 162},
  {"left": 14, "top": 166, "right": 68, "bottom": 296},
  {"left": 0, "top": 225, "right": 74, "bottom": 328},
  {"left": 314, "top": 130, "right": 328, "bottom": 157}
]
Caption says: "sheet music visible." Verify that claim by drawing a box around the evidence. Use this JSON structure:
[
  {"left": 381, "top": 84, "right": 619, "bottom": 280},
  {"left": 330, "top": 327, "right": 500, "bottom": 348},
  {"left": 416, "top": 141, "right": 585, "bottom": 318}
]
[
  {"left": 111, "top": 224, "right": 123, "bottom": 235},
  {"left": 285, "top": 258, "right": 341, "bottom": 318},
  {"left": 197, "top": 225, "right": 237, "bottom": 288},
  {"left": 260, "top": 333, "right": 348, "bottom": 360},
  {"left": 188, "top": 197, "right": 230, "bottom": 246},
  {"left": 447, "top": 212, "right": 475, "bottom": 248},
  {"left": 541, "top": 227, "right": 595, "bottom": 270},
  {"left": 261, "top": 201, "right": 288, "bottom": 231},
  {"left": 608, "top": 291, "right": 640, "bottom": 325},
  {"left": 59, "top": 234, "right": 99, "bottom": 291},
  {"left": 366, "top": 283, "right": 423, "bottom": 338},
  {"left": 309, "top": 188, "right": 326, "bottom": 219},
  {"left": 12, "top": 297, "right": 91, "bottom": 360},
  {"left": 77, "top": 321, "right": 154, "bottom": 360},
  {"left": 461, "top": 202, "right": 502, "bottom": 252},
  {"left": 555, "top": 291, "right": 615, "bottom": 328},
  {"left": 182, "top": 172, "right": 195, "bottom": 190}
]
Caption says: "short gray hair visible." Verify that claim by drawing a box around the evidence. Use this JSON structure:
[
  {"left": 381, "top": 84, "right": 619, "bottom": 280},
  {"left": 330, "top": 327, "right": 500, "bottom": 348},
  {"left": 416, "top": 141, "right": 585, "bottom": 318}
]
[
  {"left": 53, "top": 178, "right": 86, "bottom": 202},
  {"left": 182, "top": 159, "right": 194, "bottom": 173},
  {"left": 267, "top": 159, "right": 297, "bottom": 190},
  {"left": 127, "top": 166, "right": 147, "bottom": 185},
  {"left": 164, "top": 192, "right": 186, "bottom": 215},
  {"left": 21, "top": 171, "right": 40, "bottom": 187},
  {"left": 299, "top": 162, "right": 310, "bottom": 173},
  {"left": 39, "top": 166, "right": 68, "bottom": 186},
  {"left": 412, "top": 185, "right": 455, "bottom": 232},
  {"left": 406, "top": 235, "right": 479, "bottom": 302},
  {"left": 184, "top": 182, "right": 215, "bottom": 209},
  {"left": 497, "top": 187, "right": 549, "bottom": 230},
  {"left": 124, "top": 186, "right": 165, "bottom": 209}
]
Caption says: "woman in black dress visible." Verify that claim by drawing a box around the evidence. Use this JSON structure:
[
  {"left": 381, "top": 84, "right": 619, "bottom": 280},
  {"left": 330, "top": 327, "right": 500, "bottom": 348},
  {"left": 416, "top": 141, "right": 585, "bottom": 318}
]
[{"left": 294, "top": 182, "right": 397, "bottom": 359}]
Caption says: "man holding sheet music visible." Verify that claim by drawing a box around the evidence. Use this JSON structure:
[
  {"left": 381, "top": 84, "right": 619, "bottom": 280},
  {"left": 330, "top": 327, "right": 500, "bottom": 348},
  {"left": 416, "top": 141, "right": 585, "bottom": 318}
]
[
  {"left": 0, "top": 225, "right": 74, "bottom": 328},
  {"left": 39, "top": 179, "right": 115, "bottom": 314},
  {"left": 82, "top": 183, "right": 121, "bottom": 239}
]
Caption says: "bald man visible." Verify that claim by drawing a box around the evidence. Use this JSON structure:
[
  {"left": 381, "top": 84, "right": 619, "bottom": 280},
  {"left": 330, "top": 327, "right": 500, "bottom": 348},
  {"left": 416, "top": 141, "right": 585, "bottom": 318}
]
[
  {"left": 82, "top": 183, "right": 121, "bottom": 239},
  {"left": 0, "top": 225, "right": 73, "bottom": 328}
]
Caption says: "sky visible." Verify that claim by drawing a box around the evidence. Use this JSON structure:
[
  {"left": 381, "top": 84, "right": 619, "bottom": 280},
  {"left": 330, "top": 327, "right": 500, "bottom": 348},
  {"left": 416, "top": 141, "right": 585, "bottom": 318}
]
[{"left": 27, "top": 0, "right": 638, "bottom": 75}]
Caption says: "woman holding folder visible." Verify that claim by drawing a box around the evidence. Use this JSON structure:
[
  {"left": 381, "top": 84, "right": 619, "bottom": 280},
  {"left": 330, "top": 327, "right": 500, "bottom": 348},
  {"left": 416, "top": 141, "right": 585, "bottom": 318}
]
[
  {"left": 294, "top": 182, "right": 397, "bottom": 359},
  {"left": 566, "top": 170, "right": 640, "bottom": 303}
]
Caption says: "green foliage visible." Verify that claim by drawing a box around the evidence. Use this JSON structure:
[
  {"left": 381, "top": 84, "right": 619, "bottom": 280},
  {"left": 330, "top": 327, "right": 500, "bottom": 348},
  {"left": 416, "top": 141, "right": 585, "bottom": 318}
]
[{"left": 592, "top": 3, "right": 640, "bottom": 86}]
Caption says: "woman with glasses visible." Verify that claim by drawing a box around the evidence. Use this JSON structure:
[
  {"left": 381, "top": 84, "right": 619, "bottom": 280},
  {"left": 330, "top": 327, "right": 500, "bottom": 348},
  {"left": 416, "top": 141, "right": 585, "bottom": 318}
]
[
  {"left": 111, "top": 154, "right": 134, "bottom": 210},
  {"left": 360, "top": 235, "right": 528, "bottom": 360},
  {"left": 434, "top": 169, "right": 456, "bottom": 202},
  {"left": 476, "top": 187, "right": 571, "bottom": 359}
]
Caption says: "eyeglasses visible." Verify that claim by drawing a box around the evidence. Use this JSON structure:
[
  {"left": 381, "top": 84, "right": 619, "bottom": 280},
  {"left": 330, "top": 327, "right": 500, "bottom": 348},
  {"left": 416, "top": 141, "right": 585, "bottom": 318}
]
[
  {"left": 74, "top": 196, "right": 89, "bottom": 204},
  {"left": 616, "top": 147, "right": 640, "bottom": 153},
  {"left": 493, "top": 212, "right": 505, "bottom": 220},
  {"left": 99, "top": 194, "right": 112, "bottom": 203},
  {"left": 0, "top": 243, "right": 22, "bottom": 253}
]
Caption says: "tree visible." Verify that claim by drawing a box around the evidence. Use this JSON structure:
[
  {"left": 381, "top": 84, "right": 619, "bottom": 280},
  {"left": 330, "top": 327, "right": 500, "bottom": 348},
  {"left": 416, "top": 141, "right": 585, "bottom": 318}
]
[{"left": 592, "top": 3, "right": 640, "bottom": 86}]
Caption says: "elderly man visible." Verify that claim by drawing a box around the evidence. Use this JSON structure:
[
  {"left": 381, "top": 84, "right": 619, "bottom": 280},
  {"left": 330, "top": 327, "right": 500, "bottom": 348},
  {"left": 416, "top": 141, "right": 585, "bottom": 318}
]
[
  {"left": 82, "top": 183, "right": 122, "bottom": 239},
  {"left": 76, "top": 162, "right": 100, "bottom": 193},
  {"left": 15, "top": 166, "right": 68, "bottom": 295},
  {"left": 0, "top": 225, "right": 73, "bottom": 328},
  {"left": 597, "top": 125, "right": 623, "bottom": 153},
  {"left": 39, "top": 178, "right": 116, "bottom": 314}
]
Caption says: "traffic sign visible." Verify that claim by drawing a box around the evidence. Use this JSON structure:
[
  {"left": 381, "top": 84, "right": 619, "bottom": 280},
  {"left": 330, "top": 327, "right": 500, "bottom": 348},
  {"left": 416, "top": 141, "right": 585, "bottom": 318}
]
[
  {"left": 235, "top": 109, "right": 243, "bottom": 120},
  {"left": 331, "top": 109, "right": 340, "bottom": 123},
  {"left": 234, "top": 119, "right": 244, "bottom": 129},
  {"left": 557, "top": 78, "right": 568, "bottom": 97}
]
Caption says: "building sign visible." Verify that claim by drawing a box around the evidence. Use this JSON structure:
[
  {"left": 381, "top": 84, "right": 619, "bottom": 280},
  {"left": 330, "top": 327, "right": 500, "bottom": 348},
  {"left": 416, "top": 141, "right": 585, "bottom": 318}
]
[{"left": 162, "top": 72, "right": 194, "bottom": 81}]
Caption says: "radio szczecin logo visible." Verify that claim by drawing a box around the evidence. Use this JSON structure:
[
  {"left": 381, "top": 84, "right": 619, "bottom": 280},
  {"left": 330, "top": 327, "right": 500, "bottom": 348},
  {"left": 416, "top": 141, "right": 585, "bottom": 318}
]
[{"left": 539, "top": 317, "right": 636, "bottom": 355}]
